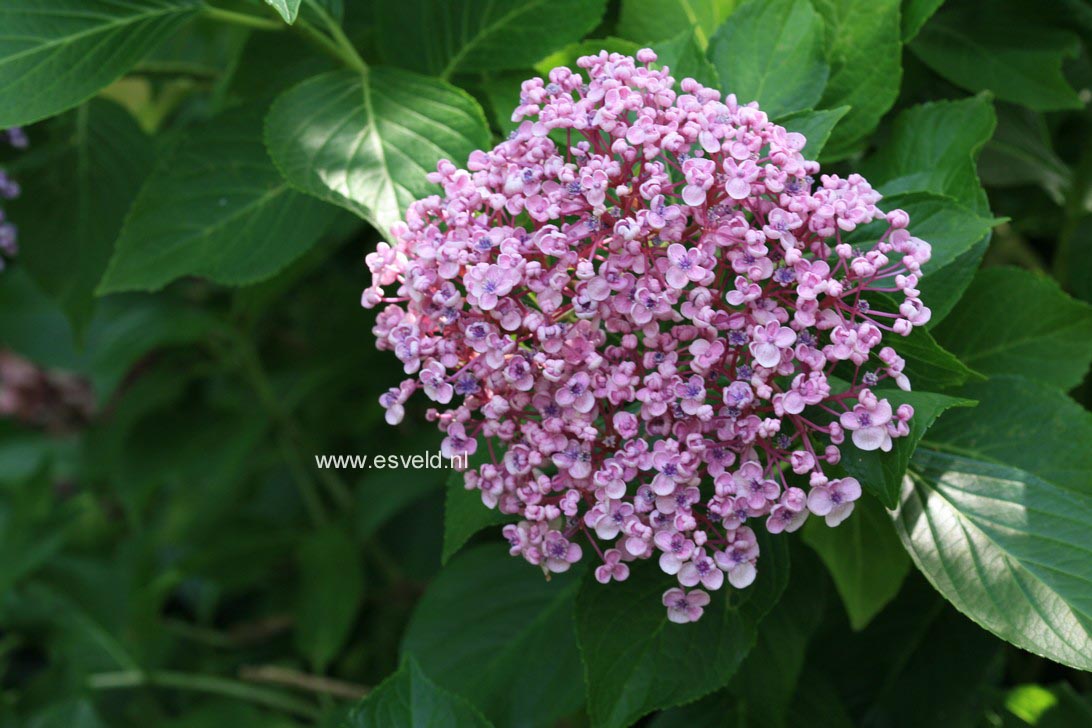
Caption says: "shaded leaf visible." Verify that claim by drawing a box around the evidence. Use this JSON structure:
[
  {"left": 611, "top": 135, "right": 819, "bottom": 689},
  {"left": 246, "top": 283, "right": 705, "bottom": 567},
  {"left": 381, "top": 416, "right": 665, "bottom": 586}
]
[
  {"left": 296, "top": 525, "right": 365, "bottom": 671},
  {"left": 804, "top": 495, "right": 910, "bottom": 629},
  {"left": 902, "top": 0, "right": 945, "bottom": 42},
  {"left": 932, "top": 267, "right": 1092, "bottom": 391},
  {"left": 345, "top": 656, "right": 493, "bottom": 728},
  {"left": 911, "top": 0, "right": 1083, "bottom": 111},
  {"left": 577, "top": 534, "right": 788, "bottom": 728},
  {"left": 402, "top": 545, "right": 584, "bottom": 727},
  {"left": 376, "top": 0, "right": 607, "bottom": 79},
  {"left": 100, "top": 102, "right": 336, "bottom": 293}
]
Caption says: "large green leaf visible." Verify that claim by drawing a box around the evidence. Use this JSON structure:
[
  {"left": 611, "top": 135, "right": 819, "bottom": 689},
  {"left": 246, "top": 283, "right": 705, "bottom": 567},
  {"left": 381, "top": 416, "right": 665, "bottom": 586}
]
[
  {"left": 932, "top": 268, "right": 1092, "bottom": 391},
  {"left": 728, "top": 546, "right": 827, "bottom": 725},
  {"left": 861, "top": 94, "right": 996, "bottom": 213},
  {"left": 881, "top": 192, "right": 1001, "bottom": 276},
  {"left": 265, "top": 69, "right": 490, "bottom": 237},
  {"left": 653, "top": 30, "right": 720, "bottom": 89},
  {"left": 894, "top": 449, "right": 1092, "bottom": 671},
  {"left": 776, "top": 106, "right": 849, "bottom": 158},
  {"left": 99, "top": 102, "right": 336, "bottom": 293},
  {"left": 345, "top": 656, "right": 493, "bottom": 728},
  {"left": 839, "top": 390, "right": 975, "bottom": 508},
  {"left": 8, "top": 100, "right": 153, "bottom": 334},
  {"left": 618, "top": 0, "right": 738, "bottom": 46},
  {"left": 707, "top": 0, "right": 829, "bottom": 118},
  {"left": 577, "top": 534, "right": 788, "bottom": 728},
  {"left": 810, "top": 0, "right": 901, "bottom": 159},
  {"left": 803, "top": 495, "right": 910, "bottom": 629},
  {"left": 979, "top": 104, "right": 1071, "bottom": 204},
  {"left": 911, "top": 1, "right": 1083, "bottom": 111},
  {"left": 0, "top": 0, "right": 201, "bottom": 127},
  {"left": 924, "top": 376, "right": 1092, "bottom": 498},
  {"left": 860, "top": 95, "right": 996, "bottom": 323},
  {"left": 402, "top": 545, "right": 584, "bottom": 727},
  {"left": 375, "top": 0, "right": 607, "bottom": 79},
  {"left": 901, "top": 0, "right": 945, "bottom": 42},
  {"left": 295, "top": 525, "right": 364, "bottom": 671}
]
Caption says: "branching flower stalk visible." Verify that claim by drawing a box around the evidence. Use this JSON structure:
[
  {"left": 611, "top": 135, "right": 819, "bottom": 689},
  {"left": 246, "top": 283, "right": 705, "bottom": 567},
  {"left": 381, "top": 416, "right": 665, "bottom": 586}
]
[{"left": 364, "top": 50, "right": 932, "bottom": 623}]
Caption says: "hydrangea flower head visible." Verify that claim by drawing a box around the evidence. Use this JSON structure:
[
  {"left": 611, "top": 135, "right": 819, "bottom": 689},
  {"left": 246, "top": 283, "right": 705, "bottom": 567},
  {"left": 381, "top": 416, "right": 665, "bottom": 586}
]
[{"left": 363, "top": 50, "right": 931, "bottom": 621}]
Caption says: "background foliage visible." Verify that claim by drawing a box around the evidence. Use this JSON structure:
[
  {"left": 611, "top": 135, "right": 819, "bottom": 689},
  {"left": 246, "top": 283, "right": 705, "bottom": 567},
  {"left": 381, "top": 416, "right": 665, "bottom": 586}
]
[{"left": 1, "top": 0, "right": 1091, "bottom": 726}]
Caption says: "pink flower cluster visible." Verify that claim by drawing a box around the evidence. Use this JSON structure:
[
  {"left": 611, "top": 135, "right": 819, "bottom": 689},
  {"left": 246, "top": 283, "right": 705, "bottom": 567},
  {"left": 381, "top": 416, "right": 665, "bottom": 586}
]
[
  {"left": 0, "top": 127, "right": 27, "bottom": 270},
  {"left": 363, "top": 50, "right": 931, "bottom": 623}
]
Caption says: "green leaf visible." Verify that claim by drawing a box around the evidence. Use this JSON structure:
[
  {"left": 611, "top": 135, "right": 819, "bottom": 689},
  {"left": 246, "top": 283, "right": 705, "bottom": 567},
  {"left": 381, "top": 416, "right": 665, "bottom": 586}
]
[
  {"left": 911, "top": 1, "right": 1083, "bottom": 111},
  {"left": 728, "top": 546, "right": 828, "bottom": 724},
  {"left": 856, "top": 294, "right": 979, "bottom": 391},
  {"left": 882, "top": 192, "right": 1001, "bottom": 277},
  {"left": 99, "top": 102, "right": 336, "bottom": 293},
  {"left": 265, "top": 69, "right": 490, "bottom": 237},
  {"left": 295, "top": 525, "right": 364, "bottom": 671},
  {"left": 810, "top": 0, "right": 901, "bottom": 159},
  {"left": 979, "top": 104, "right": 1071, "bottom": 205},
  {"left": 442, "top": 449, "right": 514, "bottom": 564},
  {"left": 402, "top": 545, "right": 584, "bottom": 727},
  {"left": 0, "top": 269, "right": 214, "bottom": 400},
  {"left": 861, "top": 94, "right": 996, "bottom": 214},
  {"left": 648, "top": 692, "right": 741, "bottom": 728},
  {"left": 932, "top": 268, "right": 1092, "bottom": 391},
  {"left": 707, "top": 0, "right": 829, "bottom": 118},
  {"left": 894, "top": 449, "right": 1092, "bottom": 671},
  {"left": 839, "top": 390, "right": 975, "bottom": 508},
  {"left": 617, "top": 0, "right": 738, "bottom": 46},
  {"left": 577, "top": 534, "right": 788, "bottom": 728},
  {"left": 345, "top": 656, "right": 493, "bottom": 728},
  {"left": 652, "top": 30, "right": 720, "bottom": 89},
  {"left": 25, "top": 700, "right": 107, "bottom": 728},
  {"left": 8, "top": 100, "right": 153, "bottom": 334},
  {"left": 901, "top": 0, "right": 945, "bottom": 42},
  {"left": 924, "top": 376, "right": 1092, "bottom": 498},
  {"left": 534, "top": 37, "right": 643, "bottom": 76},
  {"left": 355, "top": 466, "right": 444, "bottom": 540},
  {"left": 775, "top": 106, "right": 849, "bottom": 158},
  {"left": 803, "top": 495, "right": 910, "bottom": 629},
  {"left": 375, "top": 0, "right": 608, "bottom": 79},
  {"left": 811, "top": 574, "right": 1002, "bottom": 726},
  {"left": 264, "top": 0, "right": 301, "bottom": 23},
  {"left": 0, "top": 0, "right": 201, "bottom": 127},
  {"left": 918, "top": 238, "right": 989, "bottom": 326},
  {"left": 1005, "top": 683, "right": 1092, "bottom": 727}
]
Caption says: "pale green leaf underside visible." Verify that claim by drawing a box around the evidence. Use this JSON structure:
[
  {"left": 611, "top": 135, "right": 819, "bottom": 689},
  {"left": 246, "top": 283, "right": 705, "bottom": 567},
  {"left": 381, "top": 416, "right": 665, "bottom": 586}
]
[
  {"left": 0, "top": 0, "right": 200, "bottom": 127},
  {"left": 264, "top": 0, "right": 301, "bottom": 23},
  {"left": 264, "top": 68, "right": 491, "bottom": 237},
  {"left": 895, "top": 449, "right": 1092, "bottom": 671},
  {"left": 100, "top": 102, "right": 336, "bottom": 293}
]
